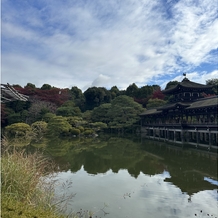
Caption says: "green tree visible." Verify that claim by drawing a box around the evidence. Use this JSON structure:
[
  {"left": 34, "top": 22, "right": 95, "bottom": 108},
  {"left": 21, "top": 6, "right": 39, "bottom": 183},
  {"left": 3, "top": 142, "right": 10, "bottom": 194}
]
[
  {"left": 25, "top": 83, "right": 36, "bottom": 89},
  {"left": 146, "top": 98, "right": 167, "bottom": 109},
  {"left": 110, "top": 86, "right": 120, "bottom": 99},
  {"left": 126, "top": 83, "right": 138, "bottom": 97},
  {"left": 47, "top": 116, "right": 72, "bottom": 136},
  {"left": 56, "top": 106, "right": 81, "bottom": 117},
  {"left": 31, "top": 121, "right": 48, "bottom": 138},
  {"left": 84, "top": 87, "right": 111, "bottom": 110},
  {"left": 41, "top": 84, "right": 52, "bottom": 90},
  {"left": 70, "top": 86, "right": 85, "bottom": 110},
  {"left": 5, "top": 123, "right": 32, "bottom": 138},
  {"left": 107, "top": 95, "right": 143, "bottom": 130},
  {"left": 165, "top": 81, "right": 179, "bottom": 90},
  {"left": 42, "top": 113, "right": 56, "bottom": 123},
  {"left": 206, "top": 78, "right": 218, "bottom": 94},
  {"left": 91, "top": 122, "right": 107, "bottom": 131},
  {"left": 91, "top": 103, "right": 111, "bottom": 124}
]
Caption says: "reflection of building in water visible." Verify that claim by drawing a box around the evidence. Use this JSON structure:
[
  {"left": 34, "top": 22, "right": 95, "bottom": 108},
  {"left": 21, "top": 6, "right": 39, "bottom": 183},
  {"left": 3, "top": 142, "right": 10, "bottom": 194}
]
[
  {"left": 140, "top": 140, "right": 218, "bottom": 196},
  {"left": 140, "top": 78, "right": 218, "bottom": 149}
]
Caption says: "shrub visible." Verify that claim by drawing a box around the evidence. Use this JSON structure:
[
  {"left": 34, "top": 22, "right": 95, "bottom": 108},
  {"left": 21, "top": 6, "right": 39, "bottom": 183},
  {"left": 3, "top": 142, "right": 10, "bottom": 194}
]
[
  {"left": 77, "top": 126, "right": 84, "bottom": 133},
  {"left": 5, "top": 123, "right": 32, "bottom": 138},
  {"left": 70, "top": 127, "right": 81, "bottom": 136},
  {"left": 31, "top": 121, "right": 48, "bottom": 136},
  {"left": 83, "top": 129, "right": 94, "bottom": 136}
]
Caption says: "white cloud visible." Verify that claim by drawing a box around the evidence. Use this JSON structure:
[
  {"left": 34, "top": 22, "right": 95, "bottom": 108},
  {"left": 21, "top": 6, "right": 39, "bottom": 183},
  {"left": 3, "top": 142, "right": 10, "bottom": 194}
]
[{"left": 1, "top": 0, "right": 217, "bottom": 90}]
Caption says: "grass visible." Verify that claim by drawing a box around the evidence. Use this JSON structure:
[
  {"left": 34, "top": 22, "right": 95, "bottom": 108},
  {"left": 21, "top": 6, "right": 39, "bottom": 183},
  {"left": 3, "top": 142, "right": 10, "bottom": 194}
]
[
  {"left": 1, "top": 137, "right": 65, "bottom": 218},
  {"left": 1, "top": 136, "right": 105, "bottom": 218}
]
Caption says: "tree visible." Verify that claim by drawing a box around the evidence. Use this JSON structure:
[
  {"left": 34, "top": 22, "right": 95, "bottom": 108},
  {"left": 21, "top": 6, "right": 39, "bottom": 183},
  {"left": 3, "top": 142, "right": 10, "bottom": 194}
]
[
  {"left": 206, "top": 78, "right": 218, "bottom": 95},
  {"left": 110, "top": 86, "right": 120, "bottom": 99},
  {"left": 41, "top": 84, "right": 52, "bottom": 90},
  {"left": 165, "top": 81, "right": 179, "bottom": 90},
  {"left": 126, "top": 83, "right": 138, "bottom": 97},
  {"left": 84, "top": 87, "right": 111, "bottom": 110},
  {"left": 56, "top": 106, "right": 81, "bottom": 117},
  {"left": 31, "top": 121, "right": 48, "bottom": 138},
  {"left": 47, "top": 116, "right": 72, "bottom": 136},
  {"left": 25, "top": 83, "right": 36, "bottom": 89},
  {"left": 27, "top": 98, "right": 57, "bottom": 123},
  {"left": 107, "top": 95, "right": 143, "bottom": 130},
  {"left": 70, "top": 86, "right": 86, "bottom": 110},
  {"left": 146, "top": 98, "right": 167, "bottom": 109},
  {"left": 5, "top": 123, "right": 32, "bottom": 138},
  {"left": 91, "top": 103, "right": 111, "bottom": 124},
  {"left": 152, "top": 88, "right": 165, "bottom": 100}
]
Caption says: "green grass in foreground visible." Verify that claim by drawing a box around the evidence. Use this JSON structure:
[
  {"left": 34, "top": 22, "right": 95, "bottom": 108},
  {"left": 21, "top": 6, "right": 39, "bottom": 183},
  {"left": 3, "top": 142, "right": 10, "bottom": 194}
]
[{"left": 1, "top": 140, "right": 65, "bottom": 218}]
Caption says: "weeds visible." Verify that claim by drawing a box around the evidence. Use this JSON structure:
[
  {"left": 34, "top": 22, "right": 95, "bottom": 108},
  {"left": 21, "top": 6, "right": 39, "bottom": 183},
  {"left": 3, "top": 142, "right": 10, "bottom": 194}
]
[{"left": 1, "top": 137, "right": 69, "bottom": 217}]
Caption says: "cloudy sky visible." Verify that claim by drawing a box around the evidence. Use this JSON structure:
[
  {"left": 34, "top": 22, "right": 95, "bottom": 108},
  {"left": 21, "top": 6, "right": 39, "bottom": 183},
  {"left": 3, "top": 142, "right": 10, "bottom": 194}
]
[{"left": 1, "top": 0, "right": 218, "bottom": 91}]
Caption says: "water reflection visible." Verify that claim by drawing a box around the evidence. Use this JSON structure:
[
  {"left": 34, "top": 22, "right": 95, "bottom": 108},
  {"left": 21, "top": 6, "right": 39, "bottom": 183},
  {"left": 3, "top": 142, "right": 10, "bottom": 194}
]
[{"left": 31, "top": 134, "right": 217, "bottom": 217}]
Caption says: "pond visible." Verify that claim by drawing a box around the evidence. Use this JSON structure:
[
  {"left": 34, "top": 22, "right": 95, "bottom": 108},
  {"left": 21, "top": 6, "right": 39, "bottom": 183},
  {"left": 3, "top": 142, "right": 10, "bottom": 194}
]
[{"left": 33, "top": 134, "right": 218, "bottom": 218}]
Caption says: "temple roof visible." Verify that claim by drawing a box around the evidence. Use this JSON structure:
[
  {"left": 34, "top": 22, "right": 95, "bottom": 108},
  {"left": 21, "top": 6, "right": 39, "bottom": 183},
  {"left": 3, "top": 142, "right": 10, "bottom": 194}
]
[
  {"left": 1, "top": 83, "right": 29, "bottom": 103},
  {"left": 140, "top": 108, "right": 162, "bottom": 116},
  {"left": 140, "top": 96, "right": 218, "bottom": 116},
  {"left": 185, "top": 96, "right": 218, "bottom": 110},
  {"left": 162, "top": 78, "right": 213, "bottom": 94},
  {"left": 158, "top": 102, "right": 191, "bottom": 111}
]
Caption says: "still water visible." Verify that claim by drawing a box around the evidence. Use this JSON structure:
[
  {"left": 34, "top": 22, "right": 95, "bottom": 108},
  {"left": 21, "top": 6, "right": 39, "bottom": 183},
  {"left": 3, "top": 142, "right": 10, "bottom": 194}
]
[{"left": 38, "top": 134, "right": 218, "bottom": 218}]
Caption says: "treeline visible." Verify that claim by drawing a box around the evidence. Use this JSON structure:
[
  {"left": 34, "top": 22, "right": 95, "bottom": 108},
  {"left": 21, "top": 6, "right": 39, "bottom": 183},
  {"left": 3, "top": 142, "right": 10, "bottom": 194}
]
[
  {"left": 2, "top": 79, "right": 217, "bottom": 135},
  {"left": 1, "top": 82, "right": 166, "bottom": 127}
]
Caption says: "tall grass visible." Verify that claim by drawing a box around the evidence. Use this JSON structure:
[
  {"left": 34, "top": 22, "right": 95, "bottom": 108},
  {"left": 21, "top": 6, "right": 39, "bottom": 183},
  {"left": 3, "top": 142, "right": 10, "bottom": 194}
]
[
  {"left": 1, "top": 137, "right": 64, "bottom": 217},
  {"left": 1, "top": 137, "right": 96, "bottom": 218}
]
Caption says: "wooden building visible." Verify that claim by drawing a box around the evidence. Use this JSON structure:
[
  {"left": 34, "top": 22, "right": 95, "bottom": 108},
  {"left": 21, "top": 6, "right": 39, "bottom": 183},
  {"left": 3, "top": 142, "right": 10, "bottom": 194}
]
[
  {"left": 1, "top": 83, "right": 29, "bottom": 103},
  {"left": 140, "top": 78, "right": 218, "bottom": 149}
]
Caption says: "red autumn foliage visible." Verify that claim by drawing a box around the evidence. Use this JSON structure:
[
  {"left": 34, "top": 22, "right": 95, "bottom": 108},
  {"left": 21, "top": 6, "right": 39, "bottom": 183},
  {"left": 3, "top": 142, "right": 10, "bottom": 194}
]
[
  {"left": 13, "top": 86, "right": 70, "bottom": 106},
  {"left": 151, "top": 88, "right": 165, "bottom": 100}
]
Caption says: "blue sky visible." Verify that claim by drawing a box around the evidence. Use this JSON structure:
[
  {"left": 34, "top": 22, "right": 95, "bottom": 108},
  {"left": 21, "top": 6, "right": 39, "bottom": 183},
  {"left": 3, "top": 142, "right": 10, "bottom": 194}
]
[{"left": 1, "top": 0, "right": 218, "bottom": 91}]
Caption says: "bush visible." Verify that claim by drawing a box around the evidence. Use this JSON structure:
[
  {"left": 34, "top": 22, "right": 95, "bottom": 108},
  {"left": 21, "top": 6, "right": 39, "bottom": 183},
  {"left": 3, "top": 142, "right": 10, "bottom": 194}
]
[
  {"left": 70, "top": 127, "right": 81, "bottom": 136},
  {"left": 31, "top": 121, "right": 48, "bottom": 136},
  {"left": 5, "top": 123, "right": 32, "bottom": 138},
  {"left": 47, "top": 116, "right": 72, "bottom": 136},
  {"left": 83, "top": 129, "right": 94, "bottom": 136},
  {"left": 77, "top": 126, "right": 84, "bottom": 133}
]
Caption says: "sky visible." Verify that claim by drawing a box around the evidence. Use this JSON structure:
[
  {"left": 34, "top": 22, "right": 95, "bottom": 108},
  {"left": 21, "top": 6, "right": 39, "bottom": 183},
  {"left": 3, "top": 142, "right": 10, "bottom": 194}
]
[{"left": 1, "top": 0, "right": 218, "bottom": 91}]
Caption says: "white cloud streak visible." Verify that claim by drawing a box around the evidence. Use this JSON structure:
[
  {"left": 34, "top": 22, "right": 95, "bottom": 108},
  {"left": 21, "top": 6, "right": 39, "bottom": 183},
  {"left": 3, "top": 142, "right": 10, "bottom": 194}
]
[{"left": 1, "top": 0, "right": 218, "bottom": 90}]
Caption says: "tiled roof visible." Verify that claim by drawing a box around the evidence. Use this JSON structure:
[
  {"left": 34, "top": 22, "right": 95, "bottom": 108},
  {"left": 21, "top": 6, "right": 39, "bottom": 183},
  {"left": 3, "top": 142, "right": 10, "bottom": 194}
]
[
  {"left": 185, "top": 96, "right": 218, "bottom": 110},
  {"left": 140, "top": 108, "right": 162, "bottom": 116},
  {"left": 162, "top": 78, "right": 213, "bottom": 94},
  {"left": 1, "top": 83, "right": 29, "bottom": 103},
  {"left": 140, "top": 96, "right": 218, "bottom": 116}
]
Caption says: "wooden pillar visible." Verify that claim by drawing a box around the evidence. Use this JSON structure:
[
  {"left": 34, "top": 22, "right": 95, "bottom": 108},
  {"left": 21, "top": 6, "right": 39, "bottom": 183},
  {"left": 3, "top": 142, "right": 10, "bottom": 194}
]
[
  {"left": 208, "top": 129, "right": 211, "bottom": 148},
  {"left": 181, "top": 130, "right": 185, "bottom": 144},
  {"left": 196, "top": 129, "right": 199, "bottom": 146}
]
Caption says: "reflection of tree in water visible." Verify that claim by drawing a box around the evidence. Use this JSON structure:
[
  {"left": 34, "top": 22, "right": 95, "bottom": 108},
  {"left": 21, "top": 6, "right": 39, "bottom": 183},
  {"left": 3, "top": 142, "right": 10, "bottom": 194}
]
[
  {"left": 43, "top": 135, "right": 165, "bottom": 177},
  {"left": 36, "top": 134, "right": 217, "bottom": 196}
]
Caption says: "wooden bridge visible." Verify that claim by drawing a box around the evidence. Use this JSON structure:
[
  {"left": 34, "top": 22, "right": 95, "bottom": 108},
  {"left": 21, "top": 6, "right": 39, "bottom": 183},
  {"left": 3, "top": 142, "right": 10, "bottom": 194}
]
[{"left": 1, "top": 83, "right": 28, "bottom": 103}]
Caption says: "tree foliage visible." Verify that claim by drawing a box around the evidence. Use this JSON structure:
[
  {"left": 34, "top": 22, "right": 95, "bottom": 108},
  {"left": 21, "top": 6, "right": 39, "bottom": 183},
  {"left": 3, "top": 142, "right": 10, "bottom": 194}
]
[
  {"left": 91, "top": 103, "right": 111, "bottom": 123},
  {"left": 47, "top": 116, "right": 72, "bottom": 136},
  {"left": 84, "top": 87, "right": 111, "bottom": 110},
  {"left": 165, "top": 81, "right": 179, "bottom": 90},
  {"left": 146, "top": 98, "right": 167, "bottom": 109},
  {"left": 126, "top": 83, "right": 138, "bottom": 97},
  {"left": 206, "top": 78, "right": 218, "bottom": 94},
  {"left": 107, "top": 95, "right": 143, "bottom": 129},
  {"left": 5, "top": 123, "right": 32, "bottom": 138}
]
